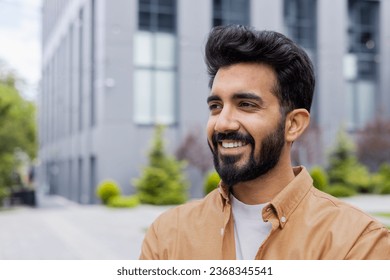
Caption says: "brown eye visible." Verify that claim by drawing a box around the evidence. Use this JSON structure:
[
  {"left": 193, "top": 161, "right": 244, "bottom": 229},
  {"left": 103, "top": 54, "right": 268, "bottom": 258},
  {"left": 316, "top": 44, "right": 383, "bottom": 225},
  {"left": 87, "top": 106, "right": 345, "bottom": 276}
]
[
  {"left": 239, "top": 101, "right": 255, "bottom": 108},
  {"left": 208, "top": 103, "right": 222, "bottom": 111}
]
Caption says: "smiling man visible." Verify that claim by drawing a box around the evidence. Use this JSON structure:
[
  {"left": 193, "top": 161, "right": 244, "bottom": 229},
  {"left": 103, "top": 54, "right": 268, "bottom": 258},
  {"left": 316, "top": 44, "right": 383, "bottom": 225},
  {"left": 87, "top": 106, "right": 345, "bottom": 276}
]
[{"left": 139, "top": 25, "right": 390, "bottom": 260}]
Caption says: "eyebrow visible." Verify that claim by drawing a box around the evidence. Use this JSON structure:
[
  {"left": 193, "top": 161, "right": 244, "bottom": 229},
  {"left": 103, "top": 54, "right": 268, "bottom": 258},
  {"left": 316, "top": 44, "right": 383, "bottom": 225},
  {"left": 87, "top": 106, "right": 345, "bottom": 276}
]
[
  {"left": 207, "top": 92, "right": 264, "bottom": 104},
  {"left": 232, "top": 92, "right": 263, "bottom": 102},
  {"left": 207, "top": 95, "right": 221, "bottom": 103}
]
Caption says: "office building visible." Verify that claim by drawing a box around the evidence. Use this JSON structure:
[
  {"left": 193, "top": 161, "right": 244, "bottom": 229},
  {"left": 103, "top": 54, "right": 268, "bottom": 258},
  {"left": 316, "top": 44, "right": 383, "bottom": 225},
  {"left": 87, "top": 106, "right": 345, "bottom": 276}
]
[{"left": 39, "top": 0, "right": 390, "bottom": 203}]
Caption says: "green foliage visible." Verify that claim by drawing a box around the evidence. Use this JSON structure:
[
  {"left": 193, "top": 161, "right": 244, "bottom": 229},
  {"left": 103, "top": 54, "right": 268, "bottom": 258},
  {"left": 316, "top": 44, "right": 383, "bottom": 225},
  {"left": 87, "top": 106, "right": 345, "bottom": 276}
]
[
  {"left": 0, "top": 187, "right": 10, "bottom": 206},
  {"left": 108, "top": 195, "right": 140, "bottom": 208},
  {"left": 96, "top": 180, "right": 121, "bottom": 204},
  {"left": 0, "top": 73, "right": 37, "bottom": 189},
  {"left": 324, "top": 184, "right": 356, "bottom": 197},
  {"left": 134, "top": 125, "right": 188, "bottom": 205},
  {"left": 310, "top": 166, "right": 328, "bottom": 191},
  {"left": 204, "top": 171, "right": 220, "bottom": 195},
  {"left": 371, "top": 163, "right": 390, "bottom": 194},
  {"left": 327, "top": 130, "right": 373, "bottom": 193}
]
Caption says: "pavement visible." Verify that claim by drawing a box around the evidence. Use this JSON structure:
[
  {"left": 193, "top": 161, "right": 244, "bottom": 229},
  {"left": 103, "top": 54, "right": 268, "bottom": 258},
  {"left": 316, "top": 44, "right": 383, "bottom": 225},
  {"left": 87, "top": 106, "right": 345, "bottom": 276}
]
[
  {"left": 0, "top": 193, "right": 171, "bottom": 260},
  {"left": 0, "top": 193, "right": 389, "bottom": 260}
]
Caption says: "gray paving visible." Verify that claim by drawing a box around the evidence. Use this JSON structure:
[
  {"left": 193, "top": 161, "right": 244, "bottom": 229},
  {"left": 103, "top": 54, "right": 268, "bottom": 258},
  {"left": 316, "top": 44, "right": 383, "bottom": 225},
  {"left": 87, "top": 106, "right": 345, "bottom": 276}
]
[
  {"left": 0, "top": 193, "right": 389, "bottom": 260},
  {"left": 0, "top": 194, "right": 171, "bottom": 259},
  {"left": 340, "top": 194, "right": 390, "bottom": 226}
]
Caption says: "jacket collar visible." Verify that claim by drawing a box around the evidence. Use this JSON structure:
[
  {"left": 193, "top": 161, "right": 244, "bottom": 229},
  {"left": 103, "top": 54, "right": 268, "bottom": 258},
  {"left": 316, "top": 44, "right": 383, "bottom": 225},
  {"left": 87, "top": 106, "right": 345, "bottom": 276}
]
[
  {"left": 217, "top": 166, "right": 313, "bottom": 228},
  {"left": 268, "top": 166, "right": 313, "bottom": 228}
]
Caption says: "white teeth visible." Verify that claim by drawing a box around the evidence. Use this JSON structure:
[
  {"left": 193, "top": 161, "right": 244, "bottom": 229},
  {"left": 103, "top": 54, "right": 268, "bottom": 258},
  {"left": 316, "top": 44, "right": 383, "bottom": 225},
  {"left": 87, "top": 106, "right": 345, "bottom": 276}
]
[{"left": 222, "top": 141, "right": 244, "bottom": 148}]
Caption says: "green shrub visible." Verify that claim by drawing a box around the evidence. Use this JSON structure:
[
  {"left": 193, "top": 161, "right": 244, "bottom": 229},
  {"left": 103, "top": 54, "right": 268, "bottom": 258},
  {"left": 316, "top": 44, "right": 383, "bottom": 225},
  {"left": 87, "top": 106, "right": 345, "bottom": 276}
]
[
  {"left": 327, "top": 129, "right": 375, "bottom": 194},
  {"left": 96, "top": 180, "right": 121, "bottom": 204},
  {"left": 204, "top": 171, "right": 220, "bottom": 195},
  {"left": 324, "top": 184, "right": 356, "bottom": 197},
  {"left": 372, "top": 163, "right": 390, "bottom": 194},
  {"left": 135, "top": 167, "right": 187, "bottom": 205},
  {"left": 310, "top": 166, "right": 328, "bottom": 191},
  {"left": 0, "top": 187, "right": 10, "bottom": 206},
  {"left": 108, "top": 195, "right": 140, "bottom": 208},
  {"left": 134, "top": 125, "right": 188, "bottom": 205}
]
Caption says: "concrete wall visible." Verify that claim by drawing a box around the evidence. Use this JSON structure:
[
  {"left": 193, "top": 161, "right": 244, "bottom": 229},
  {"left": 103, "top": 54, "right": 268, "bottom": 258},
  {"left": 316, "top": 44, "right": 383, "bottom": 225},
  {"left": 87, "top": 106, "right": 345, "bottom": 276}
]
[{"left": 316, "top": 0, "right": 348, "bottom": 161}]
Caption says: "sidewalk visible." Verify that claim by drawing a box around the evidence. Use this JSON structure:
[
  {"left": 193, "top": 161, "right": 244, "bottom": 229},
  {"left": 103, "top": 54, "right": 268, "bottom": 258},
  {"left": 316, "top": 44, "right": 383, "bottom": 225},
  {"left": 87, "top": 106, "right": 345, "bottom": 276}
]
[
  {"left": 0, "top": 194, "right": 170, "bottom": 260},
  {"left": 0, "top": 193, "right": 389, "bottom": 260},
  {"left": 340, "top": 194, "right": 390, "bottom": 226}
]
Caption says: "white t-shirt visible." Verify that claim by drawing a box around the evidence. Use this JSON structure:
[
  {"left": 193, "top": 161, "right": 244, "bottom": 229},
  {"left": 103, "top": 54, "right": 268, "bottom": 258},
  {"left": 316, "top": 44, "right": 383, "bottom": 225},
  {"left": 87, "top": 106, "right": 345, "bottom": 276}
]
[{"left": 231, "top": 194, "right": 272, "bottom": 260}]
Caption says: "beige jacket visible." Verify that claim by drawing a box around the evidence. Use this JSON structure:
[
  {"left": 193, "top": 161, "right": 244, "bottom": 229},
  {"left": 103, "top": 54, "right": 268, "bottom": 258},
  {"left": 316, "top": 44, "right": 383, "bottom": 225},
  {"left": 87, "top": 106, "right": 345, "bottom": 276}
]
[{"left": 140, "top": 166, "right": 390, "bottom": 259}]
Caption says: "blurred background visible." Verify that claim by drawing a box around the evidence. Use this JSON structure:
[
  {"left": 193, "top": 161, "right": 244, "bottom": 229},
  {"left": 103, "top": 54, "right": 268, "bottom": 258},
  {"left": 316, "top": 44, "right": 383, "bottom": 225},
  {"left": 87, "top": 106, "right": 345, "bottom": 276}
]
[{"left": 0, "top": 0, "right": 390, "bottom": 259}]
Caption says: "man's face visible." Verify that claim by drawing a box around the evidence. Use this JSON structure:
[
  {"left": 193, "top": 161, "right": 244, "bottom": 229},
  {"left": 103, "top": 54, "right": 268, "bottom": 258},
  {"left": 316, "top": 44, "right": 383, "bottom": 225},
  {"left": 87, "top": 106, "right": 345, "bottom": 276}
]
[{"left": 206, "top": 63, "right": 286, "bottom": 187}]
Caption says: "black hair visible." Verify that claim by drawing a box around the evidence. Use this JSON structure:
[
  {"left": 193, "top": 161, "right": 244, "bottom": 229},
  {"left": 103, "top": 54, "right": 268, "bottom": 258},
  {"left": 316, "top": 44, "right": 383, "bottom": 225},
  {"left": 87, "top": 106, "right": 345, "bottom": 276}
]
[{"left": 205, "top": 25, "right": 315, "bottom": 113}]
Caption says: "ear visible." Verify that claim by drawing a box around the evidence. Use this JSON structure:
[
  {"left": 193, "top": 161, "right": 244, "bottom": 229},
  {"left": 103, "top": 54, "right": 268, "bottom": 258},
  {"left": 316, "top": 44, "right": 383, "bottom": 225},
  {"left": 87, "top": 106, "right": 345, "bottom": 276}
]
[{"left": 284, "top": 109, "right": 310, "bottom": 143}]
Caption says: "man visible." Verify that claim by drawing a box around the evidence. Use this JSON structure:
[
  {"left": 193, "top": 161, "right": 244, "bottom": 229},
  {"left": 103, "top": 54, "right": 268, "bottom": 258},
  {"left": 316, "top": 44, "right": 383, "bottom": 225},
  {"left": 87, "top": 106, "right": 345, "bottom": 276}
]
[{"left": 139, "top": 25, "right": 390, "bottom": 259}]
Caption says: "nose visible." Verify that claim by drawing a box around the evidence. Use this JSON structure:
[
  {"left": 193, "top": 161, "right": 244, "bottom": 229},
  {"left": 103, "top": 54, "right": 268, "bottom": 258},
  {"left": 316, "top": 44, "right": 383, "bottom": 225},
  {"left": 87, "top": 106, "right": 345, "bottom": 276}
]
[{"left": 214, "top": 106, "right": 240, "bottom": 133}]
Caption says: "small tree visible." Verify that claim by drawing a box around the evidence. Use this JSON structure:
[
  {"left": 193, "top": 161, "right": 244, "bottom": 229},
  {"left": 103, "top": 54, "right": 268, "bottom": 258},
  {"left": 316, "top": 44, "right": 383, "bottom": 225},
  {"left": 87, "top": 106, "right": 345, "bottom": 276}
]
[
  {"left": 203, "top": 171, "right": 220, "bottom": 195},
  {"left": 310, "top": 166, "right": 328, "bottom": 191},
  {"left": 327, "top": 130, "right": 372, "bottom": 193},
  {"left": 134, "top": 125, "right": 188, "bottom": 205},
  {"left": 0, "top": 67, "right": 36, "bottom": 198}
]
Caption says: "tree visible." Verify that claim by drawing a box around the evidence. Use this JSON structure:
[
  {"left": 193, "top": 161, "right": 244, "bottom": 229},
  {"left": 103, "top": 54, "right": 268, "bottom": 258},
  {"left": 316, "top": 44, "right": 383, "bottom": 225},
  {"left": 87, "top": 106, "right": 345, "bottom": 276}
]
[
  {"left": 134, "top": 125, "right": 188, "bottom": 205},
  {"left": 327, "top": 130, "right": 372, "bottom": 193},
  {"left": 0, "top": 69, "right": 37, "bottom": 191}
]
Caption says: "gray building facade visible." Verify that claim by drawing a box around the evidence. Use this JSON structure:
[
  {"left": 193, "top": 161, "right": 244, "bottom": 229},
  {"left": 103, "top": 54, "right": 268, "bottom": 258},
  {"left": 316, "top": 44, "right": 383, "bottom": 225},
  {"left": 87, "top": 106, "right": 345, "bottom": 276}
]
[{"left": 38, "top": 0, "right": 390, "bottom": 204}]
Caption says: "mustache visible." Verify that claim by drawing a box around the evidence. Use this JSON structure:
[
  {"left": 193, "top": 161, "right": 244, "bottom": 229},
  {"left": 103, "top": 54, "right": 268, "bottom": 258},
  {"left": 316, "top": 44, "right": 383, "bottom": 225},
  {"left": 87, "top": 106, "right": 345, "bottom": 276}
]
[{"left": 211, "top": 132, "right": 255, "bottom": 146}]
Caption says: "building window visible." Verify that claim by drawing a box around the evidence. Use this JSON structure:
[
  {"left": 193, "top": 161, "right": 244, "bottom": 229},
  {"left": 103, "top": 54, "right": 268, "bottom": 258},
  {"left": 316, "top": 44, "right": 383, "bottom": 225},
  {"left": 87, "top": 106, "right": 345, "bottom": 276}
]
[
  {"left": 284, "top": 0, "right": 316, "bottom": 51},
  {"left": 134, "top": 0, "right": 177, "bottom": 125},
  {"left": 284, "top": 0, "right": 317, "bottom": 122},
  {"left": 346, "top": 0, "right": 379, "bottom": 130},
  {"left": 213, "top": 0, "right": 249, "bottom": 27}
]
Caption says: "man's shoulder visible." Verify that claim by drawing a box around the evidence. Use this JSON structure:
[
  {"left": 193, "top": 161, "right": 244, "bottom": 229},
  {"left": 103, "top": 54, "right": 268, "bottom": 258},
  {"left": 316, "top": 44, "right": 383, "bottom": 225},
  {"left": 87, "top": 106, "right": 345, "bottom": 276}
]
[
  {"left": 307, "top": 187, "right": 385, "bottom": 230},
  {"left": 153, "top": 188, "right": 223, "bottom": 228}
]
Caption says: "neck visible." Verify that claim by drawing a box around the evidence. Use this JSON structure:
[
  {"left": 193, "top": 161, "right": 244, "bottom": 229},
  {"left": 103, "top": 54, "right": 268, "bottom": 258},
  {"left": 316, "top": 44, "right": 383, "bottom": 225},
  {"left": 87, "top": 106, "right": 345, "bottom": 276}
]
[{"left": 231, "top": 154, "right": 295, "bottom": 205}]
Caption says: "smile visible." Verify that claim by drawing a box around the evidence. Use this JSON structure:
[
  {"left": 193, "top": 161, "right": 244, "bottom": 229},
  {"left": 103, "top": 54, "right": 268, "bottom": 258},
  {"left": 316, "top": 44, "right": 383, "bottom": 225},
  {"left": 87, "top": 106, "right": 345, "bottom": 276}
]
[{"left": 220, "top": 141, "right": 247, "bottom": 149}]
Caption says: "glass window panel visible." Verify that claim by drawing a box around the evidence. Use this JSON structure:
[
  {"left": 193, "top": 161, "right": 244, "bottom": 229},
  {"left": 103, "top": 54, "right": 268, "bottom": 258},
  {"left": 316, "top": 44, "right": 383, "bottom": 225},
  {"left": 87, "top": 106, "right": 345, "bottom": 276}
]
[
  {"left": 283, "top": 0, "right": 316, "bottom": 50},
  {"left": 155, "top": 70, "right": 175, "bottom": 124},
  {"left": 231, "top": 0, "right": 248, "bottom": 12},
  {"left": 214, "top": 0, "right": 222, "bottom": 11},
  {"left": 157, "top": 13, "right": 175, "bottom": 32},
  {"left": 134, "top": 32, "right": 153, "bottom": 67},
  {"left": 139, "top": 11, "right": 151, "bottom": 30},
  {"left": 155, "top": 33, "right": 175, "bottom": 68},
  {"left": 213, "top": 18, "right": 223, "bottom": 27},
  {"left": 159, "top": 0, "right": 175, "bottom": 11},
  {"left": 134, "top": 69, "right": 153, "bottom": 124},
  {"left": 213, "top": 0, "right": 249, "bottom": 27},
  {"left": 358, "top": 59, "right": 376, "bottom": 79},
  {"left": 348, "top": 0, "right": 378, "bottom": 54},
  {"left": 139, "top": 0, "right": 152, "bottom": 11}
]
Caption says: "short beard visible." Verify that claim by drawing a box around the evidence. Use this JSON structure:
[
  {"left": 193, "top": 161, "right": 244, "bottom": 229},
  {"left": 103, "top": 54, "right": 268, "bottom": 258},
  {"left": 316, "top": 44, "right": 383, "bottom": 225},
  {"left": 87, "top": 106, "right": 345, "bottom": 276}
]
[{"left": 209, "top": 120, "right": 285, "bottom": 188}]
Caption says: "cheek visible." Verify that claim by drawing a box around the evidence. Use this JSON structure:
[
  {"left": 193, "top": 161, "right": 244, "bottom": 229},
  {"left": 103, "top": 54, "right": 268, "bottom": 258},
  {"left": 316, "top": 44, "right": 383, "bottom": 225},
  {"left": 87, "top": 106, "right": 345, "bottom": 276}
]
[{"left": 206, "top": 119, "right": 215, "bottom": 139}]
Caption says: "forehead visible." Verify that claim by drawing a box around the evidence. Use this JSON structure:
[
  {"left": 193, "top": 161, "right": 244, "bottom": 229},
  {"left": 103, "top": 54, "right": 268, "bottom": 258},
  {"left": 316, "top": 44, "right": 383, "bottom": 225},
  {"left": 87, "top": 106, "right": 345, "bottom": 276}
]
[{"left": 211, "top": 62, "right": 278, "bottom": 98}]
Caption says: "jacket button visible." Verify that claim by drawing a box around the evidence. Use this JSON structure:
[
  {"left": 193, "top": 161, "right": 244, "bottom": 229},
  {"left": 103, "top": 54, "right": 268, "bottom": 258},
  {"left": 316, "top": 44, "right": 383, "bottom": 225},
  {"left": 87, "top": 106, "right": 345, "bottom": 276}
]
[{"left": 281, "top": 216, "right": 286, "bottom": 223}]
